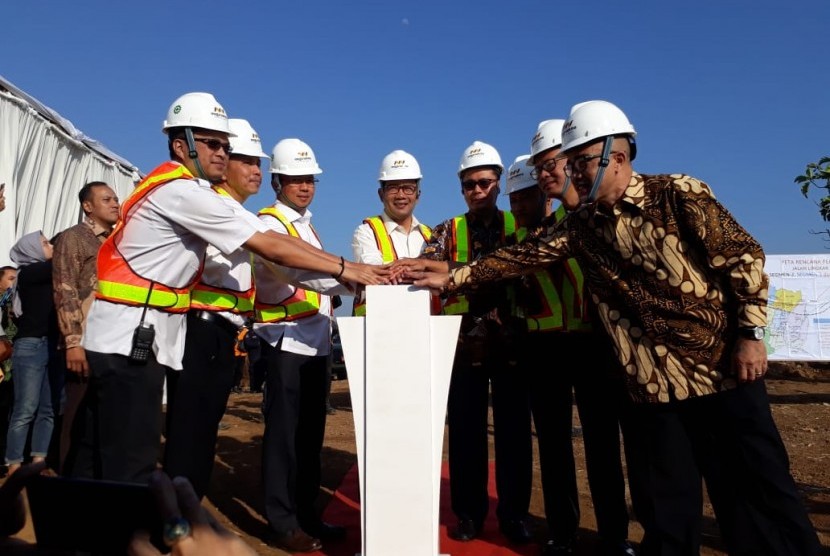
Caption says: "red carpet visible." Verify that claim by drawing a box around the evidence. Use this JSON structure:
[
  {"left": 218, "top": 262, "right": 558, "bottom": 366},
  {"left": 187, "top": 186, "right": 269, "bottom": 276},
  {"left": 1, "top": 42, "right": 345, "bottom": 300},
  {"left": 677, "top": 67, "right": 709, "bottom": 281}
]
[{"left": 311, "top": 462, "right": 539, "bottom": 555}]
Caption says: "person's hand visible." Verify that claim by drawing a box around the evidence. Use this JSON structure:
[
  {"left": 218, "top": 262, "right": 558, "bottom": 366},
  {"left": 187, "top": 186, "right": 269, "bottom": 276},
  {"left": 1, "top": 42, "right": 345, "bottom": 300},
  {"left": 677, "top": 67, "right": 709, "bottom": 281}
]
[
  {"left": 0, "top": 460, "right": 48, "bottom": 537},
  {"left": 128, "top": 471, "right": 257, "bottom": 556},
  {"left": 341, "top": 261, "right": 391, "bottom": 287},
  {"left": 387, "top": 258, "right": 449, "bottom": 273},
  {"left": 65, "top": 346, "right": 90, "bottom": 378},
  {"left": 409, "top": 270, "right": 452, "bottom": 294},
  {"left": 732, "top": 337, "right": 768, "bottom": 382}
]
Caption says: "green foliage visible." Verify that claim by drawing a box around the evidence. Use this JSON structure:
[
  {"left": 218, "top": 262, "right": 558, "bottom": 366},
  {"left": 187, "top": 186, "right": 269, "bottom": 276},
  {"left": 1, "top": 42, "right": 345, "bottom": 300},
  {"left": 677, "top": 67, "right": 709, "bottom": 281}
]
[{"left": 795, "top": 156, "right": 830, "bottom": 221}]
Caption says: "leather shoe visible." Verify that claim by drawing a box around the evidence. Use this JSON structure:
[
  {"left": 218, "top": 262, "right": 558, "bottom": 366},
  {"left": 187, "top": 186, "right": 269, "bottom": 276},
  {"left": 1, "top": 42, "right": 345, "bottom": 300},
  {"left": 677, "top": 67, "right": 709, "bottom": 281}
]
[
  {"left": 302, "top": 520, "right": 346, "bottom": 541},
  {"left": 450, "top": 518, "right": 480, "bottom": 542},
  {"left": 601, "top": 539, "right": 637, "bottom": 556},
  {"left": 500, "top": 518, "right": 533, "bottom": 544},
  {"left": 268, "top": 529, "right": 322, "bottom": 553},
  {"left": 542, "top": 538, "right": 575, "bottom": 555}
]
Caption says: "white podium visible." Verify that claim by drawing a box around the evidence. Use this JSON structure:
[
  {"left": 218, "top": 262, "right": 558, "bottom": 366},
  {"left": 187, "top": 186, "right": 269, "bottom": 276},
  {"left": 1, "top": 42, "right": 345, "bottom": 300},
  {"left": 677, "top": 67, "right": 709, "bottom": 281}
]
[{"left": 337, "top": 285, "right": 460, "bottom": 556}]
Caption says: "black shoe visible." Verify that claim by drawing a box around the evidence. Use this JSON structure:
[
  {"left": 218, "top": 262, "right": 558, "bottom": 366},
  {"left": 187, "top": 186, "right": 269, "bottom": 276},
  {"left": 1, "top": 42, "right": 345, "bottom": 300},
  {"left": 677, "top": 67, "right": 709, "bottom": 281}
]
[
  {"left": 267, "top": 529, "right": 322, "bottom": 553},
  {"left": 601, "top": 539, "right": 637, "bottom": 556},
  {"left": 450, "top": 518, "right": 480, "bottom": 542},
  {"left": 499, "top": 518, "right": 533, "bottom": 544},
  {"left": 301, "top": 520, "right": 346, "bottom": 541},
  {"left": 542, "top": 538, "right": 575, "bottom": 555}
]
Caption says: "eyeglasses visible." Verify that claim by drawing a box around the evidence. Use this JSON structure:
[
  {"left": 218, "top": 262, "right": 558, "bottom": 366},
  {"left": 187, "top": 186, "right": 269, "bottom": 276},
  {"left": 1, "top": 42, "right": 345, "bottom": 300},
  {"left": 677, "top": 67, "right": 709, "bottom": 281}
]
[
  {"left": 530, "top": 156, "right": 567, "bottom": 180},
  {"left": 564, "top": 152, "right": 622, "bottom": 177},
  {"left": 382, "top": 183, "right": 418, "bottom": 195},
  {"left": 461, "top": 178, "right": 499, "bottom": 192},
  {"left": 281, "top": 176, "right": 319, "bottom": 186},
  {"left": 192, "top": 138, "right": 233, "bottom": 153}
]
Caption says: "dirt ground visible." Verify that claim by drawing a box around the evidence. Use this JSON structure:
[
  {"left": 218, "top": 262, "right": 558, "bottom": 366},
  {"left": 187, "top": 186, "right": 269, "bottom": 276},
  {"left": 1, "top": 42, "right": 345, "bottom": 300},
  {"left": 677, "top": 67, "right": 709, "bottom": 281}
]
[
  {"left": 7, "top": 361, "right": 830, "bottom": 554},
  {"left": 205, "top": 360, "right": 830, "bottom": 555}
]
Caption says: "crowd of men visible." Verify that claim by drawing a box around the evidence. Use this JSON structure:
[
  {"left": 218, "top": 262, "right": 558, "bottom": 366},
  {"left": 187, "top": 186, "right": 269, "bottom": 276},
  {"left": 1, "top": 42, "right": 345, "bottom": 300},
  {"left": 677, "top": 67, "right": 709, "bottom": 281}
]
[{"left": 0, "top": 93, "right": 823, "bottom": 556}]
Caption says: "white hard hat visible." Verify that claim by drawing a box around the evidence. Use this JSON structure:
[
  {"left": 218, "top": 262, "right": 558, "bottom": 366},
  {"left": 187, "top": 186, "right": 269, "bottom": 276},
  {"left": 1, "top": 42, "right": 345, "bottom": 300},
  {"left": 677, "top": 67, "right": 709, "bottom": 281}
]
[
  {"left": 505, "top": 155, "right": 538, "bottom": 195},
  {"left": 228, "top": 119, "right": 268, "bottom": 158},
  {"left": 162, "top": 92, "right": 233, "bottom": 135},
  {"left": 270, "top": 138, "right": 322, "bottom": 175},
  {"left": 458, "top": 140, "right": 503, "bottom": 177},
  {"left": 560, "top": 100, "right": 636, "bottom": 156},
  {"left": 378, "top": 149, "right": 422, "bottom": 181},
  {"left": 527, "top": 119, "right": 566, "bottom": 166}
]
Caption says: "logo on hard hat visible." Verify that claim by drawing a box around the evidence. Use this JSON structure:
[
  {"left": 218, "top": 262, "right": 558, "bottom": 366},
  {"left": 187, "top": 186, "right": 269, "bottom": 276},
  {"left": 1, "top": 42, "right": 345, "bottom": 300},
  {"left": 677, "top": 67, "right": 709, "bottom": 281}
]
[
  {"left": 562, "top": 120, "right": 576, "bottom": 134},
  {"left": 531, "top": 131, "right": 544, "bottom": 146},
  {"left": 392, "top": 160, "right": 407, "bottom": 168},
  {"left": 509, "top": 167, "right": 523, "bottom": 179},
  {"left": 173, "top": 105, "right": 182, "bottom": 114},
  {"left": 295, "top": 151, "right": 312, "bottom": 161},
  {"left": 468, "top": 148, "right": 483, "bottom": 156},
  {"left": 213, "top": 106, "right": 226, "bottom": 115}
]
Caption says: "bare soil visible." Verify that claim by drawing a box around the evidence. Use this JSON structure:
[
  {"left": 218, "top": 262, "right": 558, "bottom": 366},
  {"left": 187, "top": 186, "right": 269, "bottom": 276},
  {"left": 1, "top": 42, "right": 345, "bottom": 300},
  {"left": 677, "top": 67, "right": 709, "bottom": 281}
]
[{"left": 7, "top": 361, "right": 830, "bottom": 554}]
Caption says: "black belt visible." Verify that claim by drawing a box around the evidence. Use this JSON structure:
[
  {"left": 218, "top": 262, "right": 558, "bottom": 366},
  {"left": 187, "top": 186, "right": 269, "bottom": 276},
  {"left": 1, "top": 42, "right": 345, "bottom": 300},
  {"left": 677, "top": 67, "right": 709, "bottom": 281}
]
[{"left": 188, "top": 310, "right": 240, "bottom": 338}]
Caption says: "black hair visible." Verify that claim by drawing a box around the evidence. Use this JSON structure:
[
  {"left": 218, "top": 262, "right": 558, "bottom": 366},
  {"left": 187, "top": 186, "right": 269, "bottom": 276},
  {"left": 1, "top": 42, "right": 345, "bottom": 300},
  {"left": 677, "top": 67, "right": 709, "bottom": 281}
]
[{"left": 78, "top": 181, "right": 109, "bottom": 206}]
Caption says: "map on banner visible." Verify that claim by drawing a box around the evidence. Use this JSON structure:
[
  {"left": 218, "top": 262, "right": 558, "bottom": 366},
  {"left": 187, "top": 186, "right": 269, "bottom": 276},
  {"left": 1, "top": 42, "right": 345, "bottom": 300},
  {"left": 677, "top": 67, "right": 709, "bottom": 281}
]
[{"left": 765, "top": 254, "right": 830, "bottom": 361}]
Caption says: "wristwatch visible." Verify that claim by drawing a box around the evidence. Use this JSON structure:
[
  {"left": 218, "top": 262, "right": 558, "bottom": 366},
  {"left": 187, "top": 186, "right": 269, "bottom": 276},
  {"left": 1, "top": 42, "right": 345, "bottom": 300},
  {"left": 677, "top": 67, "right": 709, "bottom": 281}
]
[{"left": 738, "top": 326, "right": 765, "bottom": 340}]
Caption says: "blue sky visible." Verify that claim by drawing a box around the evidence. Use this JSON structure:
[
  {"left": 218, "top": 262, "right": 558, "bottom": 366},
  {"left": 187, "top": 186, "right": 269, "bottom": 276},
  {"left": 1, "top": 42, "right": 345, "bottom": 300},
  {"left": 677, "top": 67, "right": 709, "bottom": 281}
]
[{"left": 4, "top": 1, "right": 830, "bottom": 287}]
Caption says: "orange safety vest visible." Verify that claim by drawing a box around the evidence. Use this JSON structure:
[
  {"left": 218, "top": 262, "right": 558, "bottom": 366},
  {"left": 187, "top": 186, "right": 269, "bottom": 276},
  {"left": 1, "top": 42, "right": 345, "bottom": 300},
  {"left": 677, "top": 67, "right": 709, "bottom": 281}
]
[
  {"left": 254, "top": 206, "right": 322, "bottom": 323},
  {"left": 96, "top": 162, "right": 202, "bottom": 312},
  {"left": 442, "top": 211, "right": 516, "bottom": 315},
  {"left": 351, "top": 215, "right": 433, "bottom": 316},
  {"left": 189, "top": 185, "right": 256, "bottom": 315}
]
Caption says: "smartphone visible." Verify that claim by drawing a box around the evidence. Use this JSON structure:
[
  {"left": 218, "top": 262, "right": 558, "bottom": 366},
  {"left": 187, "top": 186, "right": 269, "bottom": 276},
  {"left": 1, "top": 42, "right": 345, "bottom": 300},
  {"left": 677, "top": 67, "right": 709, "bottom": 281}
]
[{"left": 26, "top": 474, "right": 165, "bottom": 554}]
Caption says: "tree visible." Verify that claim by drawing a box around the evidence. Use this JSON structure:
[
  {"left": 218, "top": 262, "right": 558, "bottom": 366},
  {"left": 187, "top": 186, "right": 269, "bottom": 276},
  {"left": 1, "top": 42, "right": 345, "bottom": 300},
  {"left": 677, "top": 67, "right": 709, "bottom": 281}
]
[{"left": 795, "top": 156, "right": 830, "bottom": 240}]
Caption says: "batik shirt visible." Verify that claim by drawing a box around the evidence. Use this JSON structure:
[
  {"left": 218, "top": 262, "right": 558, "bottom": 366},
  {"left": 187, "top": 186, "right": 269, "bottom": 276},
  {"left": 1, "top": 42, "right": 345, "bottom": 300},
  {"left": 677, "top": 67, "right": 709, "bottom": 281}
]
[
  {"left": 448, "top": 173, "right": 769, "bottom": 403},
  {"left": 52, "top": 219, "right": 110, "bottom": 350}
]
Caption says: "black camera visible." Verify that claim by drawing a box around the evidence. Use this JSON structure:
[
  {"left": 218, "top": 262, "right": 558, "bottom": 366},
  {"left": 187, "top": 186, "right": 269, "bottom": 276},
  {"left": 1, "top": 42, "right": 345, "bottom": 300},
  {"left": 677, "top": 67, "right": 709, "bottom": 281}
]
[{"left": 128, "top": 323, "right": 155, "bottom": 364}]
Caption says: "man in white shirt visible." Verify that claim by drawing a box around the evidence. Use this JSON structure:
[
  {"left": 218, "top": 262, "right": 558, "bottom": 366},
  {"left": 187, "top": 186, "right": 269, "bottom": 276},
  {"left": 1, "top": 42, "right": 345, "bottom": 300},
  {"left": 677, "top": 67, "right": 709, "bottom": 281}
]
[
  {"left": 351, "top": 149, "right": 432, "bottom": 315},
  {"left": 254, "top": 138, "right": 350, "bottom": 553},
  {"left": 162, "top": 118, "right": 269, "bottom": 499},
  {"left": 65, "top": 93, "right": 387, "bottom": 485}
]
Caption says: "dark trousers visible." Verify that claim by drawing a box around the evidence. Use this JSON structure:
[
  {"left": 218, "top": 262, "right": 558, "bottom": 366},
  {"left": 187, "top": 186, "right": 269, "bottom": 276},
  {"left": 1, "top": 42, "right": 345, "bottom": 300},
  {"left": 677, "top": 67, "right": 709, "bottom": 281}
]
[
  {"left": 525, "top": 331, "right": 630, "bottom": 544},
  {"left": 58, "top": 377, "right": 87, "bottom": 474},
  {"left": 64, "top": 350, "right": 166, "bottom": 483},
  {"left": 163, "top": 314, "right": 237, "bottom": 499},
  {"left": 261, "top": 340, "right": 328, "bottom": 533},
  {"left": 447, "top": 339, "right": 532, "bottom": 526},
  {"left": 623, "top": 379, "right": 822, "bottom": 556}
]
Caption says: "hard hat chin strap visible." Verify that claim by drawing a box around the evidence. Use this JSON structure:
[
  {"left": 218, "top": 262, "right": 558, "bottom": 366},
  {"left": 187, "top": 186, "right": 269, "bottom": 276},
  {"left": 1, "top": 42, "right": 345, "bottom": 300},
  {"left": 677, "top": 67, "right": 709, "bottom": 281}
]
[
  {"left": 587, "top": 137, "right": 613, "bottom": 203},
  {"left": 184, "top": 127, "right": 210, "bottom": 182},
  {"left": 560, "top": 175, "right": 572, "bottom": 199}
]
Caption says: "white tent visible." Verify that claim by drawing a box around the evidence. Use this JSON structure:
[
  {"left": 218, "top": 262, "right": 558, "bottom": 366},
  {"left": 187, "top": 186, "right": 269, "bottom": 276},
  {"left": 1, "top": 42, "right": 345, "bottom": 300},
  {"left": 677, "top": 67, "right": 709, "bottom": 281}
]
[{"left": 0, "top": 74, "right": 141, "bottom": 267}]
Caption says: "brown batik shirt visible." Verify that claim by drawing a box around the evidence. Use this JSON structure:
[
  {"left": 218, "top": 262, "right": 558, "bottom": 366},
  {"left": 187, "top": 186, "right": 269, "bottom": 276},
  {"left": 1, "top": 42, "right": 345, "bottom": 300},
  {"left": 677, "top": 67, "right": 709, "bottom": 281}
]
[
  {"left": 448, "top": 173, "right": 769, "bottom": 403},
  {"left": 52, "top": 219, "right": 110, "bottom": 350}
]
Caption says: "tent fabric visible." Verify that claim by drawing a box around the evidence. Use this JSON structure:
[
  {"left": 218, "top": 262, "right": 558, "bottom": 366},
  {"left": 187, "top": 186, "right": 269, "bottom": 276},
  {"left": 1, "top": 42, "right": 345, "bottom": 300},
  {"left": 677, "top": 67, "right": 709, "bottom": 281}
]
[{"left": 0, "top": 74, "right": 142, "bottom": 267}]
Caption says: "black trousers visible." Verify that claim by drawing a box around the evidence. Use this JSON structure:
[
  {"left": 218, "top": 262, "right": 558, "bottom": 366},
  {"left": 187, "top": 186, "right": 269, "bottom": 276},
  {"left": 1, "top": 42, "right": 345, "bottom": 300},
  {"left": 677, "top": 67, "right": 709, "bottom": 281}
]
[
  {"left": 64, "top": 350, "right": 166, "bottom": 483},
  {"left": 623, "top": 379, "right": 822, "bottom": 556},
  {"left": 525, "top": 330, "right": 630, "bottom": 544},
  {"left": 163, "top": 313, "right": 237, "bottom": 499},
  {"left": 261, "top": 340, "right": 328, "bottom": 533},
  {"left": 447, "top": 338, "right": 532, "bottom": 526}
]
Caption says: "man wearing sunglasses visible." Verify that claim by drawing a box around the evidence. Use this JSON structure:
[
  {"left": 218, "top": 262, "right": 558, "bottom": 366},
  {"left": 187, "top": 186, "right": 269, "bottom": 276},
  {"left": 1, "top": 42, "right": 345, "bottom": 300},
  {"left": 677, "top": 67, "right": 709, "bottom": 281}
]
[
  {"left": 350, "top": 149, "right": 433, "bottom": 315},
  {"left": 416, "top": 140, "right": 533, "bottom": 545},
  {"left": 253, "top": 138, "right": 350, "bottom": 553},
  {"left": 65, "top": 93, "right": 388, "bottom": 487},
  {"left": 402, "top": 100, "right": 821, "bottom": 555}
]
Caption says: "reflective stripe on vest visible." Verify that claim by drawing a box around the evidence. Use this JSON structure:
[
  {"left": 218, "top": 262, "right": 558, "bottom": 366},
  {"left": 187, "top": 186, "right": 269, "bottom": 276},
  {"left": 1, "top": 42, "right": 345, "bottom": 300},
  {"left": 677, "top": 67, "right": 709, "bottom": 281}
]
[
  {"left": 352, "top": 216, "right": 433, "bottom": 316},
  {"left": 190, "top": 185, "right": 256, "bottom": 315},
  {"left": 512, "top": 206, "right": 591, "bottom": 332},
  {"left": 96, "top": 162, "right": 199, "bottom": 312},
  {"left": 254, "top": 206, "right": 321, "bottom": 322},
  {"left": 443, "top": 211, "right": 516, "bottom": 315}
]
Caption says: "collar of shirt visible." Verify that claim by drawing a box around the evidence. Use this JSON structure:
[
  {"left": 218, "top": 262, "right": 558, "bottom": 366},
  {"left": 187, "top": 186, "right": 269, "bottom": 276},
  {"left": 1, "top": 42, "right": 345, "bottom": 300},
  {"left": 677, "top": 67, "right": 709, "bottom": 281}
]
[
  {"left": 380, "top": 211, "right": 421, "bottom": 235},
  {"left": 274, "top": 200, "right": 312, "bottom": 225},
  {"left": 596, "top": 172, "right": 646, "bottom": 218},
  {"left": 84, "top": 217, "right": 113, "bottom": 241}
]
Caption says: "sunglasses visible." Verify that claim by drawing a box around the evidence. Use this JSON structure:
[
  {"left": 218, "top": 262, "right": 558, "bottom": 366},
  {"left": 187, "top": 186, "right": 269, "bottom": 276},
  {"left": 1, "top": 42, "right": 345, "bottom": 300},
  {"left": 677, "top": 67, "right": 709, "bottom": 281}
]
[
  {"left": 461, "top": 178, "right": 498, "bottom": 191},
  {"left": 192, "top": 137, "right": 233, "bottom": 153}
]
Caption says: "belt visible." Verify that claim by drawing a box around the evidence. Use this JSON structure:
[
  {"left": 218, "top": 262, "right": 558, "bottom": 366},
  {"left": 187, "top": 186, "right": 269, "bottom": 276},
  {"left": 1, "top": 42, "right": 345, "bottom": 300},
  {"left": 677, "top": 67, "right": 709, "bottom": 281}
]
[{"left": 188, "top": 310, "right": 241, "bottom": 338}]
